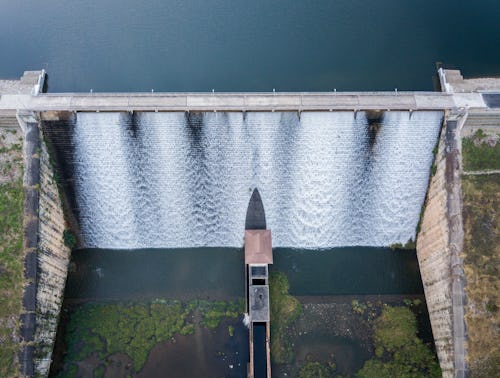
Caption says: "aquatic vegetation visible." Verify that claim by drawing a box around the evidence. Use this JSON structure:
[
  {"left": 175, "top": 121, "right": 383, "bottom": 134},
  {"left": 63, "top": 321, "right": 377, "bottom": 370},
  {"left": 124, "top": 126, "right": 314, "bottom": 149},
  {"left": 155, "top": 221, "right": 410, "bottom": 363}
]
[
  {"left": 63, "top": 298, "right": 244, "bottom": 373},
  {"left": 194, "top": 299, "right": 244, "bottom": 329},
  {"left": 93, "top": 365, "right": 105, "bottom": 378},
  {"left": 298, "top": 361, "right": 336, "bottom": 378},
  {"left": 351, "top": 299, "right": 367, "bottom": 314},
  {"left": 64, "top": 301, "right": 191, "bottom": 371},
  {"left": 269, "top": 271, "right": 302, "bottom": 364},
  {"left": 357, "top": 306, "right": 440, "bottom": 378}
]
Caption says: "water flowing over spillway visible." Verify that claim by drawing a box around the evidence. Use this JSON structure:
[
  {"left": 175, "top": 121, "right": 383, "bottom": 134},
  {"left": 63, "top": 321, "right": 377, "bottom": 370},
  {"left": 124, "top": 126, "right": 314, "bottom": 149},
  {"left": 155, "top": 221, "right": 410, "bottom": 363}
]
[{"left": 45, "top": 111, "right": 442, "bottom": 249}]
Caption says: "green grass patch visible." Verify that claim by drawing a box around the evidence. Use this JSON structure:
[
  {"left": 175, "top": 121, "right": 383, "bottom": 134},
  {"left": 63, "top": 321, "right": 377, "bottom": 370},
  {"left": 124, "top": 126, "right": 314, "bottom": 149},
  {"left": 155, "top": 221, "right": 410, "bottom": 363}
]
[
  {"left": 462, "top": 174, "right": 500, "bottom": 377},
  {"left": 0, "top": 179, "right": 24, "bottom": 378},
  {"left": 63, "top": 229, "right": 77, "bottom": 249},
  {"left": 462, "top": 130, "right": 500, "bottom": 171},
  {"left": 357, "top": 306, "right": 441, "bottom": 378},
  {"left": 269, "top": 271, "right": 302, "bottom": 364}
]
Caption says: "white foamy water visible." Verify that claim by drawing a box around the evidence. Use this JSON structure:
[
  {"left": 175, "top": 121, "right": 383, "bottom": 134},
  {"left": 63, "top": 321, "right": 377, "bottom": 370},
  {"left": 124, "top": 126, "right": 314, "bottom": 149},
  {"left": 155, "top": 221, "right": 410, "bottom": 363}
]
[{"left": 72, "top": 111, "right": 442, "bottom": 249}]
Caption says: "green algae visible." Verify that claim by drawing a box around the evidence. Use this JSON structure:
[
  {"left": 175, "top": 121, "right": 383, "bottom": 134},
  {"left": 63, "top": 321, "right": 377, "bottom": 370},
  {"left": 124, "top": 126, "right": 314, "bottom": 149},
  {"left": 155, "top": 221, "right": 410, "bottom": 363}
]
[
  {"left": 62, "top": 298, "right": 244, "bottom": 373},
  {"left": 357, "top": 306, "right": 440, "bottom": 378},
  {"left": 269, "top": 271, "right": 302, "bottom": 365}
]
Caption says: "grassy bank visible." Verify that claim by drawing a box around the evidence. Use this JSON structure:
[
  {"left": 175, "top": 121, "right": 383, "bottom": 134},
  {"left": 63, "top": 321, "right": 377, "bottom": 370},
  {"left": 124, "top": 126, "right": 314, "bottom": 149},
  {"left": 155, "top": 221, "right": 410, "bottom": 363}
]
[
  {"left": 462, "top": 174, "right": 500, "bottom": 377},
  {"left": 0, "top": 128, "right": 24, "bottom": 377},
  {"left": 462, "top": 129, "right": 500, "bottom": 171},
  {"left": 461, "top": 128, "right": 500, "bottom": 376}
]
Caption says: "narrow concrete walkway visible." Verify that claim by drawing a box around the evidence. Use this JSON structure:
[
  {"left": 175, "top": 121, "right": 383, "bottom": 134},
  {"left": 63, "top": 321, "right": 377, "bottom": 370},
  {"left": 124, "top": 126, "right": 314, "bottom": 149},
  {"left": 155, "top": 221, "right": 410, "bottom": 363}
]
[
  {"left": 0, "top": 92, "right": 487, "bottom": 112},
  {"left": 462, "top": 170, "right": 500, "bottom": 175}
]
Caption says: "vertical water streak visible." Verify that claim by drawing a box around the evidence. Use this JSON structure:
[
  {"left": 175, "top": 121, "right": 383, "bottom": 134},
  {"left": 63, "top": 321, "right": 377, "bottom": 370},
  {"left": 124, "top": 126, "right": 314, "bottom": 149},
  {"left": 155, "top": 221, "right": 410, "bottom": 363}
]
[
  {"left": 290, "top": 112, "right": 358, "bottom": 246},
  {"left": 245, "top": 112, "right": 296, "bottom": 245},
  {"left": 74, "top": 112, "right": 139, "bottom": 247},
  {"left": 368, "top": 111, "right": 442, "bottom": 244},
  {"left": 134, "top": 112, "right": 192, "bottom": 247}
]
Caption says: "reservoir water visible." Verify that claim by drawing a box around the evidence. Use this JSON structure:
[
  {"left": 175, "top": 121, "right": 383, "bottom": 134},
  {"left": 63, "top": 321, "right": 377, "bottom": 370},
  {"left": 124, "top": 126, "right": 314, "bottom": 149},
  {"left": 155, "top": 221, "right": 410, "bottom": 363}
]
[{"left": 1, "top": 0, "right": 499, "bottom": 92}]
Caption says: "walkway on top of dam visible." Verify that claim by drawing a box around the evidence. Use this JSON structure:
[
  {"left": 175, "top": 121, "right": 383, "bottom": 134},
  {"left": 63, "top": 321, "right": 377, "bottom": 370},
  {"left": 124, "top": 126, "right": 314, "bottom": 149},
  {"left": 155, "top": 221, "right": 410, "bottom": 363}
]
[
  {"left": 2, "top": 69, "right": 498, "bottom": 114},
  {"left": 0, "top": 91, "right": 490, "bottom": 113}
]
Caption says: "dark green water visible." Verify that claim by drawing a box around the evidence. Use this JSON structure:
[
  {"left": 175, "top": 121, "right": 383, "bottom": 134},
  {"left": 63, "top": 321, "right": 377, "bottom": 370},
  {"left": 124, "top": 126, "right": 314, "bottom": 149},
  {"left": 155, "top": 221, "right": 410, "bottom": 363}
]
[
  {"left": 1, "top": 0, "right": 499, "bottom": 92},
  {"left": 65, "top": 247, "right": 423, "bottom": 300}
]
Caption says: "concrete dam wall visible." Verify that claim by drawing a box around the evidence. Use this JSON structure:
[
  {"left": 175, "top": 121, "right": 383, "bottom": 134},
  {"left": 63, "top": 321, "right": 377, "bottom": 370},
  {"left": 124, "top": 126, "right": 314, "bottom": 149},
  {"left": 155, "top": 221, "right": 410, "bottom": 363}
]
[
  {"left": 416, "top": 114, "right": 467, "bottom": 378},
  {"left": 18, "top": 119, "right": 71, "bottom": 377},
  {"left": 34, "top": 133, "right": 71, "bottom": 375},
  {"left": 42, "top": 110, "right": 442, "bottom": 250}
]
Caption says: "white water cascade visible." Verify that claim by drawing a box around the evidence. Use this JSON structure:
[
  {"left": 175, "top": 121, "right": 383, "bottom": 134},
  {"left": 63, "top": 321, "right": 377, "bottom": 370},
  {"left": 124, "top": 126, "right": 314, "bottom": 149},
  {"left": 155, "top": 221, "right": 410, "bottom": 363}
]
[{"left": 69, "top": 111, "right": 442, "bottom": 249}]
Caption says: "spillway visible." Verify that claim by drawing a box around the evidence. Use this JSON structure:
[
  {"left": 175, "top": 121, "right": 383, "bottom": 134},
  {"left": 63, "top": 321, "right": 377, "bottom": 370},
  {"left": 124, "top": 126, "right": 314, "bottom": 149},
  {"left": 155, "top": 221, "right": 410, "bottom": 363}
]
[{"left": 43, "top": 111, "right": 442, "bottom": 249}]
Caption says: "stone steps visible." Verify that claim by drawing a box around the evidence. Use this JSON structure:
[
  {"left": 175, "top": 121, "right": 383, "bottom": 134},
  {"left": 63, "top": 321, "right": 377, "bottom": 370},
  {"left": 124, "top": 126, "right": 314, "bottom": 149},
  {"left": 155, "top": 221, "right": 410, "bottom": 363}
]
[
  {"left": 0, "top": 116, "right": 19, "bottom": 128},
  {"left": 465, "top": 114, "right": 500, "bottom": 128}
]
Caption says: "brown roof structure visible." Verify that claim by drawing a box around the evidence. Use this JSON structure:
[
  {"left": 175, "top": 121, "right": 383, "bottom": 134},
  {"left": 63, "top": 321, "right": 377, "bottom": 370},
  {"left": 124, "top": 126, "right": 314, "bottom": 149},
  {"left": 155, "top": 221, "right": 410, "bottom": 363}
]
[{"left": 245, "top": 230, "right": 273, "bottom": 265}]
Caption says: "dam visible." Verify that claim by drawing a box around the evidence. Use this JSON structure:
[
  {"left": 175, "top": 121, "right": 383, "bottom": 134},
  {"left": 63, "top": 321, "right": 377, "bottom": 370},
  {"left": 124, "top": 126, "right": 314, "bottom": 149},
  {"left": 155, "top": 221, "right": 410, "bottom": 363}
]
[{"left": 1, "top": 69, "right": 499, "bottom": 377}]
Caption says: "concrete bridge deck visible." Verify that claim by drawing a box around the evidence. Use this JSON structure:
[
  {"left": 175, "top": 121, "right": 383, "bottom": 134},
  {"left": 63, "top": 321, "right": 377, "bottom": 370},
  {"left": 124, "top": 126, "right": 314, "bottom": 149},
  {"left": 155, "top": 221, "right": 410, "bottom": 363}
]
[
  {"left": 1, "top": 70, "right": 496, "bottom": 114},
  {"left": 0, "top": 91, "right": 488, "bottom": 113}
]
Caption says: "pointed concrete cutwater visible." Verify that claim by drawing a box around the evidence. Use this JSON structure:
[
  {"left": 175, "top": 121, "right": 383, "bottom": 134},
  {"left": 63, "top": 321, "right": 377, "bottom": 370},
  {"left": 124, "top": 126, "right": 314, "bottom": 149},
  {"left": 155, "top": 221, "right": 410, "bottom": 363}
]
[{"left": 244, "top": 188, "right": 272, "bottom": 378}]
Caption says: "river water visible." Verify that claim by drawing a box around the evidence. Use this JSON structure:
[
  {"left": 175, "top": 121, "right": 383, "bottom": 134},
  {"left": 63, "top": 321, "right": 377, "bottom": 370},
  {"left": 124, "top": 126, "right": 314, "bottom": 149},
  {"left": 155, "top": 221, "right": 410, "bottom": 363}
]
[{"left": 1, "top": 0, "right": 499, "bottom": 92}]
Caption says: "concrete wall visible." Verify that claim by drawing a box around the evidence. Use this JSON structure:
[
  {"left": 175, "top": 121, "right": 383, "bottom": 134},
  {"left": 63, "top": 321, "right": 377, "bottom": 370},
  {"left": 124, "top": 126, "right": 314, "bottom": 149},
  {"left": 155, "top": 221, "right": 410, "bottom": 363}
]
[
  {"left": 19, "top": 122, "right": 39, "bottom": 378},
  {"left": 17, "top": 112, "right": 71, "bottom": 377},
  {"left": 417, "top": 122, "right": 454, "bottom": 376},
  {"left": 33, "top": 131, "right": 71, "bottom": 376},
  {"left": 417, "top": 114, "right": 468, "bottom": 378}
]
